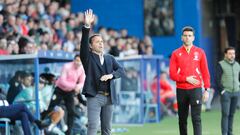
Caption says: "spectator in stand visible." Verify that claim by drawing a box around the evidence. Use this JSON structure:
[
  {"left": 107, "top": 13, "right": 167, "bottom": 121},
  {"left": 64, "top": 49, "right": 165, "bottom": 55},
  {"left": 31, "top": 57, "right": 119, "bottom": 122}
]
[
  {"left": 63, "top": 31, "right": 76, "bottom": 52},
  {"left": 144, "top": 0, "right": 174, "bottom": 36},
  {"left": 145, "top": 45, "right": 153, "bottom": 55},
  {"left": 73, "top": 30, "right": 83, "bottom": 52},
  {"left": 3, "top": 15, "right": 17, "bottom": 35},
  {"left": 26, "top": 3, "right": 38, "bottom": 19},
  {"left": 39, "top": 42, "right": 48, "bottom": 51},
  {"left": 47, "top": 1, "right": 59, "bottom": 23},
  {"left": 28, "top": 29, "right": 40, "bottom": 46},
  {"left": 98, "top": 26, "right": 109, "bottom": 41},
  {"left": 40, "top": 31, "right": 52, "bottom": 49},
  {"left": 7, "top": 39, "right": 19, "bottom": 54},
  {"left": 15, "top": 14, "right": 28, "bottom": 36},
  {"left": 119, "top": 29, "right": 128, "bottom": 39},
  {"left": 108, "top": 38, "right": 120, "bottom": 57},
  {"left": 143, "top": 35, "right": 153, "bottom": 47},
  {"left": 107, "top": 28, "right": 118, "bottom": 38},
  {"left": 0, "top": 14, "right": 5, "bottom": 34},
  {"left": 18, "top": 37, "right": 36, "bottom": 54},
  {"left": 60, "top": 20, "right": 68, "bottom": 39},
  {"left": 40, "top": 14, "right": 52, "bottom": 35},
  {"left": 0, "top": 0, "right": 154, "bottom": 58},
  {"left": 0, "top": 38, "right": 9, "bottom": 55},
  {"left": 19, "top": 3, "right": 27, "bottom": 15},
  {"left": 66, "top": 17, "right": 76, "bottom": 32},
  {"left": 120, "top": 43, "right": 138, "bottom": 57},
  {"left": 27, "top": 19, "right": 38, "bottom": 33},
  {"left": 53, "top": 20, "right": 65, "bottom": 44},
  {"left": 138, "top": 40, "right": 146, "bottom": 54},
  {"left": 76, "top": 12, "right": 85, "bottom": 26}
]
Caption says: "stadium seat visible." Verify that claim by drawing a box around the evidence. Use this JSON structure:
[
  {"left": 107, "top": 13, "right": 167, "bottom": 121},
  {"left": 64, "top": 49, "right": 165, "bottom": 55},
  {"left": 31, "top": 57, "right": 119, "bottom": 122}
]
[
  {"left": 0, "top": 118, "right": 11, "bottom": 135},
  {"left": 144, "top": 90, "right": 159, "bottom": 123}
]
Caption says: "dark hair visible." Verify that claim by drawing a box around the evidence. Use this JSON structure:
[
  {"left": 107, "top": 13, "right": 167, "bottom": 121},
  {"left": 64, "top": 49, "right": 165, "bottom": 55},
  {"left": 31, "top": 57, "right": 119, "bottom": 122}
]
[
  {"left": 160, "top": 71, "right": 168, "bottom": 74},
  {"left": 28, "top": 29, "right": 36, "bottom": 36},
  {"left": 20, "top": 71, "right": 32, "bottom": 79},
  {"left": 18, "top": 36, "right": 29, "bottom": 54},
  {"left": 39, "top": 76, "right": 48, "bottom": 84},
  {"left": 40, "top": 73, "right": 56, "bottom": 85},
  {"left": 182, "top": 26, "right": 195, "bottom": 34},
  {"left": 74, "top": 54, "right": 80, "bottom": 59},
  {"left": 224, "top": 47, "right": 235, "bottom": 54},
  {"left": 14, "top": 70, "right": 24, "bottom": 77},
  {"left": 89, "top": 34, "right": 101, "bottom": 44}
]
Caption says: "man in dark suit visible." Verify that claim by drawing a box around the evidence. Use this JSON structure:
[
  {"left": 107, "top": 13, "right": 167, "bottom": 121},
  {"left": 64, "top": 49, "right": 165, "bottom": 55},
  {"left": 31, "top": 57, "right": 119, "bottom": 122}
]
[{"left": 80, "top": 9, "right": 124, "bottom": 135}]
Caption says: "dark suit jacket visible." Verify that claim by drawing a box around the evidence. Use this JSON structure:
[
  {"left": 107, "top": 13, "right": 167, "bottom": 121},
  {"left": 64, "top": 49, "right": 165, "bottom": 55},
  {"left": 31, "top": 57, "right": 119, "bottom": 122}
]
[{"left": 80, "top": 27, "right": 124, "bottom": 104}]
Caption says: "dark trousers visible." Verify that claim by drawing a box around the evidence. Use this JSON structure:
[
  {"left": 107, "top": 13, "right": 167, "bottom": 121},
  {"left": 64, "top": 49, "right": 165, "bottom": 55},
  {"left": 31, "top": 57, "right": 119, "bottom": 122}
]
[
  {"left": 0, "top": 104, "right": 36, "bottom": 135},
  {"left": 177, "top": 88, "right": 202, "bottom": 135},
  {"left": 220, "top": 91, "right": 240, "bottom": 135},
  {"left": 48, "top": 87, "right": 75, "bottom": 135}
]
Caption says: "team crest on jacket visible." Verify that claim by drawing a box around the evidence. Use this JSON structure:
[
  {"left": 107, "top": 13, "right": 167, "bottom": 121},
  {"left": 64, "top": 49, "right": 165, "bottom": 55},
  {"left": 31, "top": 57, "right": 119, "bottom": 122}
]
[
  {"left": 193, "top": 52, "right": 199, "bottom": 60},
  {"left": 196, "top": 100, "right": 199, "bottom": 104}
]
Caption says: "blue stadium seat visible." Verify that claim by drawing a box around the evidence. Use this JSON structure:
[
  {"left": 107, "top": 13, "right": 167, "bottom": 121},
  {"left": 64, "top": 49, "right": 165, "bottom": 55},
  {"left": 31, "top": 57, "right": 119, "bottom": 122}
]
[
  {"left": 0, "top": 118, "right": 11, "bottom": 135},
  {"left": 144, "top": 90, "right": 159, "bottom": 123}
]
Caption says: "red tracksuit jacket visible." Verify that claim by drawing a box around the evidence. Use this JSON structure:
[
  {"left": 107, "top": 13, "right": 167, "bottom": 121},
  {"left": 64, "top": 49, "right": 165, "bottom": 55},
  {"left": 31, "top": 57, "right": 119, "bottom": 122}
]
[{"left": 169, "top": 45, "right": 210, "bottom": 90}]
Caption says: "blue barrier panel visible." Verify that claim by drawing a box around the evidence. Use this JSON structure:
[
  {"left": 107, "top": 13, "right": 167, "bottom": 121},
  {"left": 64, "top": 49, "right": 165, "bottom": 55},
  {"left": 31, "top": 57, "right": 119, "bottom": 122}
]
[
  {"left": 0, "top": 52, "right": 171, "bottom": 127},
  {"left": 0, "top": 51, "right": 74, "bottom": 135},
  {"left": 113, "top": 55, "right": 170, "bottom": 124}
]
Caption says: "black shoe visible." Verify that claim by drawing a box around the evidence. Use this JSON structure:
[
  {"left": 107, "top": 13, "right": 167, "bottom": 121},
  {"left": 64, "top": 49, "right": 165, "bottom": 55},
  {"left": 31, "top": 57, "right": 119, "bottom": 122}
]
[
  {"left": 205, "top": 108, "right": 211, "bottom": 112},
  {"left": 35, "top": 119, "right": 51, "bottom": 129},
  {"left": 77, "top": 93, "right": 87, "bottom": 106}
]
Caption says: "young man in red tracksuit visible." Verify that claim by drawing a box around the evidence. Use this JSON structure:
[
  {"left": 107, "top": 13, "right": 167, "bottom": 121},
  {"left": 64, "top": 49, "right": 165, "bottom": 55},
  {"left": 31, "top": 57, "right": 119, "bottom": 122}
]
[{"left": 169, "top": 26, "right": 210, "bottom": 135}]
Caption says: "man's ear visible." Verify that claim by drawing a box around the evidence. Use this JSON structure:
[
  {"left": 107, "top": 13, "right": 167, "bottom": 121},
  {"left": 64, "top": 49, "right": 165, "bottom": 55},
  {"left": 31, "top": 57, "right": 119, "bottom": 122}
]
[
  {"left": 224, "top": 53, "right": 227, "bottom": 58},
  {"left": 89, "top": 44, "right": 93, "bottom": 49}
]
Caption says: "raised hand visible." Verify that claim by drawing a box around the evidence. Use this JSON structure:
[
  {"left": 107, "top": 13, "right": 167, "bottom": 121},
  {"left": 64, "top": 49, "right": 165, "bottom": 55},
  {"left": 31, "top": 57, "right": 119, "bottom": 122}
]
[{"left": 84, "top": 9, "right": 95, "bottom": 26}]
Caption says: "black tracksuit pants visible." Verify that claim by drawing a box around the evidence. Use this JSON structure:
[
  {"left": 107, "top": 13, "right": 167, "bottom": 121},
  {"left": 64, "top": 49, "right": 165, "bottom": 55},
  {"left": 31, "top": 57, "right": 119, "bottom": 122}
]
[
  {"left": 177, "top": 88, "right": 202, "bottom": 135},
  {"left": 48, "top": 87, "right": 76, "bottom": 135}
]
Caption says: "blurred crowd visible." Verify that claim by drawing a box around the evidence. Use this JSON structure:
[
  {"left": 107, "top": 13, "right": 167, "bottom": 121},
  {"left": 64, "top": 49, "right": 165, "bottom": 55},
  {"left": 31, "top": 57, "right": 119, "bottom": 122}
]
[
  {"left": 0, "top": 0, "right": 153, "bottom": 57},
  {"left": 144, "top": 0, "right": 174, "bottom": 36}
]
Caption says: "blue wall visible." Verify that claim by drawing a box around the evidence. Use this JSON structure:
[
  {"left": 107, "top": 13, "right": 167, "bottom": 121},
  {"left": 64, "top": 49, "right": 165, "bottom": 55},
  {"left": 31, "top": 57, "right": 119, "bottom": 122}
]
[
  {"left": 71, "top": 0, "right": 209, "bottom": 58},
  {"left": 152, "top": 0, "right": 202, "bottom": 57},
  {"left": 71, "top": 0, "right": 144, "bottom": 37}
]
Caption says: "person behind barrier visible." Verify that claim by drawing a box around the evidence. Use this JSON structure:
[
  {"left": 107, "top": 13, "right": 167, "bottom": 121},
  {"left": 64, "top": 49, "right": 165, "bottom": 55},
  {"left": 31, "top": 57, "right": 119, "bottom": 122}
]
[
  {"left": 7, "top": 70, "right": 24, "bottom": 104},
  {"left": 0, "top": 88, "right": 49, "bottom": 135},
  {"left": 150, "top": 72, "right": 178, "bottom": 116},
  {"left": 47, "top": 54, "right": 85, "bottom": 135}
]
